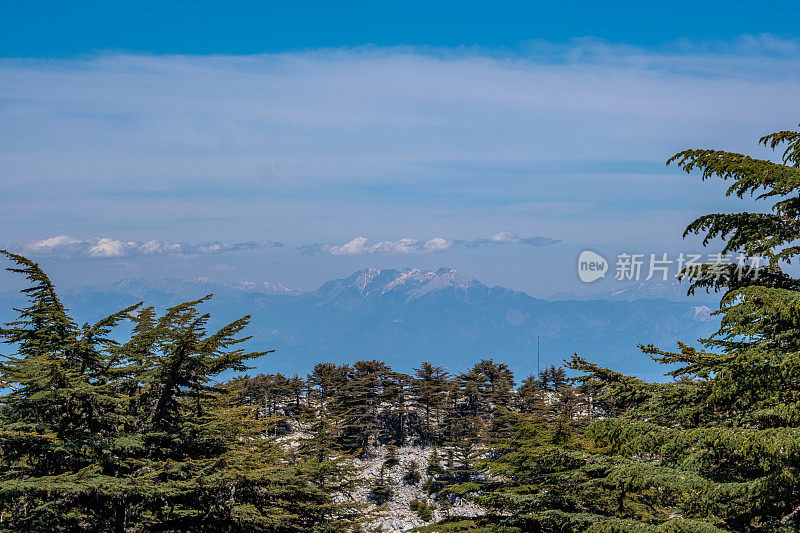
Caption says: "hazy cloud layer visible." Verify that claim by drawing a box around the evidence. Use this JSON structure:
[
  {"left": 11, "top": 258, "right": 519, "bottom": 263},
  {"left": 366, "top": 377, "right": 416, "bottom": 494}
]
[
  {"left": 20, "top": 232, "right": 558, "bottom": 259},
  {"left": 3, "top": 37, "right": 800, "bottom": 294},
  {"left": 298, "top": 232, "right": 560, "bottom": 256},
  {"left": 25, "top": 236, "right": 283, "bottom": 258},
  {"left": 455, "top": 231, "right": 560, "bottom": 248}
]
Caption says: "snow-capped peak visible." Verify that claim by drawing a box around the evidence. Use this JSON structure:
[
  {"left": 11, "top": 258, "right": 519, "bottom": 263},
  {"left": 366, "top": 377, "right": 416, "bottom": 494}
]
[
  {"left": 234, "top": 280, "right": 301, "bottom": 295},
  {"left": 354, "top": 268, "right": 383, "bottom": 291},
  {"left": 382, "top": 268, "right": 435, "bottom": 292},
  {"left": 316, "top": 267, "right": 480, "bottom": 300}
]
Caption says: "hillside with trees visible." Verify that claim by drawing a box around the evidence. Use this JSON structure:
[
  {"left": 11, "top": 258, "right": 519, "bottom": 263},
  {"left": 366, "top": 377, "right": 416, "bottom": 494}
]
[{"left": 2, "top": 125, "right": 800, "bottom": 531}]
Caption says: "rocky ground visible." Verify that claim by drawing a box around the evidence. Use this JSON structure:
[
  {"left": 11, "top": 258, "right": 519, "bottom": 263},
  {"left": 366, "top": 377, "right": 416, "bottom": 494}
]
[{"left": 348, "top": 445, "right": 486, "bottom": 532}]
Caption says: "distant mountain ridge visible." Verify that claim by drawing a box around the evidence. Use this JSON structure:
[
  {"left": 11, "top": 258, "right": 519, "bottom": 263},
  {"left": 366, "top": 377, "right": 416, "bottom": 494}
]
[
  {"left": 87, "top": 277, "right": 302, "bottom": 297},
  {"left": 311, "top": 267, "right": 490, "bottom": 301},
  {"left": 0, "top": 268, "right": 720, "bottom": 381},
  {"left": 550, "top": 279, "right": 719, "bottom": 303}
]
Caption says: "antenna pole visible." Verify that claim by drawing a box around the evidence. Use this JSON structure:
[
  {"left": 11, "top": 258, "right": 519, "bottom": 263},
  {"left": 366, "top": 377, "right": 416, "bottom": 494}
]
[{"left": 537, "top": 335, "right": 540, "bottom": 376}]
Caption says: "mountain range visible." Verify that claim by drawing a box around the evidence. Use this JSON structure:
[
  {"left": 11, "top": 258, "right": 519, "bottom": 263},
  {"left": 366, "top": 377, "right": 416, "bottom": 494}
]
[{"left": 0, "top": 268, "right": 720, "bottom": 381}]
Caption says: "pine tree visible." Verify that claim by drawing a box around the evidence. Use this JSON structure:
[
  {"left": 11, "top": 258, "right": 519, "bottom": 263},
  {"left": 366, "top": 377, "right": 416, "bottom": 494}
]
[
  {"left": 412, "top": 362, "right": 449, "bottom": 444},
  {"left": 472, "top": 359, "right": 516, "bottom": 408},
  {"left": 517, "top": 374, "right": 546, "bottom": 414},
  {"left": 443, "top": 125, "right": 800, "bottom": 531},
  {"left": 338, "top": 360, "right": 392, "bottom": 455},
  {"left": 0, "top": 251, "right": 361, "bottom": 532}
]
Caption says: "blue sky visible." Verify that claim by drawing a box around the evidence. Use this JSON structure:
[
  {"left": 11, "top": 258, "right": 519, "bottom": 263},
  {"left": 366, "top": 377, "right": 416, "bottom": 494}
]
[
  {"left": 2, "top": 1, "right": 799, "bottom": 55},
  {"left": 2, "top": 2, "right": 800, "bottom": 295}
]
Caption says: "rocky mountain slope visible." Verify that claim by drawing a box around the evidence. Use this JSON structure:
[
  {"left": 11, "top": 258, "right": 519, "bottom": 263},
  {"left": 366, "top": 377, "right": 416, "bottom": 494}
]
[{"left": 0, "top": 268, "right": 720, "bottom": 379}]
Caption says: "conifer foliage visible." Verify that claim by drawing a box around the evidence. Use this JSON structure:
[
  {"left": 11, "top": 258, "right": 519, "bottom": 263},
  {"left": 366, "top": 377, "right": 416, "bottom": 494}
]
[
  {"left": 0, "top": 251, "right": 358, "bottom": 532},
  {"left": 458, "top": 125, "right": 800, "bottom": 532}
]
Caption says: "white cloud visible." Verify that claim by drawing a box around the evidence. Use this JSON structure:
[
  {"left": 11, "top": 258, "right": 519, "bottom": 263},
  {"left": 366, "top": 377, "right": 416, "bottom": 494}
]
[
  {"left": 88, "top": 238, "right": 127, "bottom": 258},
  {"left": 23, "top": 236, "right": 283, "bottom": 259},
  {"left": 3, "top": 39, "right": 800, "bottom": 247},
  {"left": 30, "top": 235, "right": 82, "bottom": 249},
  {"left": 23, "top": 233, "right": 558, "bottom": 259},
  {"left": 420, "top": 237, "right": 452, "bottom": 253},
  {"left": 299, "top": 233, "right": 559, "bottom": 256},
  {"left": 370, "top": 238, "right": 419, "bottom": 255},
  {"left": 322, "top": 236, "right": 454, "bottom": 256},
  {"left": 140, "top": 240, "right": 181, "bottom": 255},
  {"left": 490, "top": 231, "right": 520, "bottom": 244},
  {"left": 329, "top": 237, "right": 370, "bottom": 256}
]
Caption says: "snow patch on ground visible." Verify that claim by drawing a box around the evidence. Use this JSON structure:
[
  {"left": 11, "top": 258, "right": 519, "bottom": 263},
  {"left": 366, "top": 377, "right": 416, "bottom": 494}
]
[{"left": 348, "top": 445, "right": 485, "bottom": 532}]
